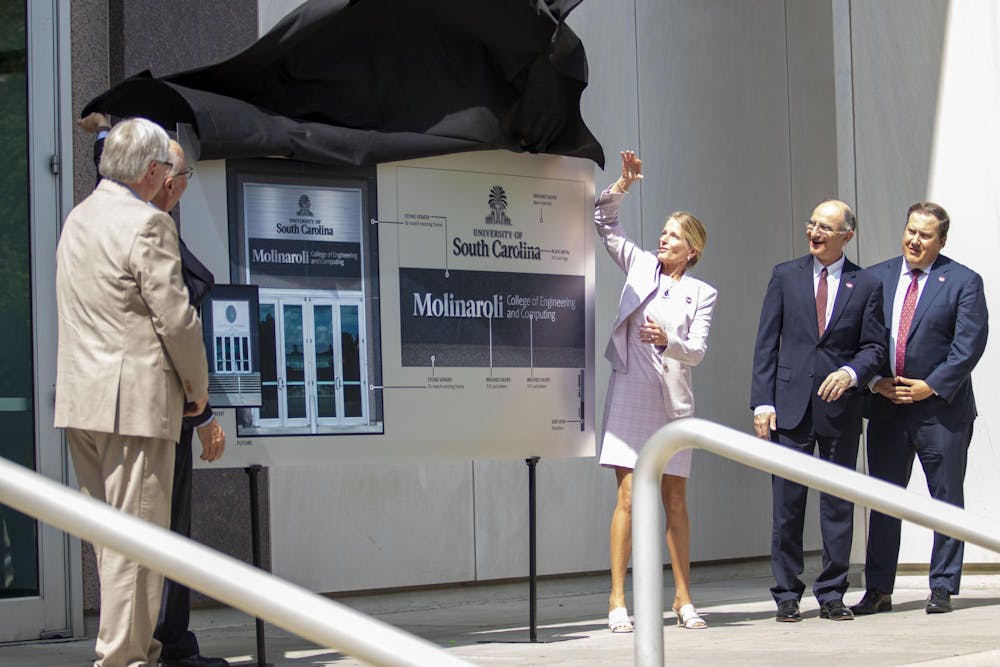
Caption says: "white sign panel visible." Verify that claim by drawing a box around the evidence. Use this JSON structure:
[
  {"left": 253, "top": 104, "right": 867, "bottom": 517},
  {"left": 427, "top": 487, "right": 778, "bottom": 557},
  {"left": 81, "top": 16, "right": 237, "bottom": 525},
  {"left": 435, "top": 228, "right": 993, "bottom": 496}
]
[
  {"left": 199, "top": 151, "right": 594, "bottom": 466},
  {"left": 374, "top": 151, "right": 595, "bottom": 460}
]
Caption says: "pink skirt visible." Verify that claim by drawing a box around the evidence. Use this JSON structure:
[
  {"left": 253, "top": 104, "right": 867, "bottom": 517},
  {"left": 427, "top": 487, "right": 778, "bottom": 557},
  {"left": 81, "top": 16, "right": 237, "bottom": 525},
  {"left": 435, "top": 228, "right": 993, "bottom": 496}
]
[{"left": 598, "top": 369, "right": 693, "bottom": 477}]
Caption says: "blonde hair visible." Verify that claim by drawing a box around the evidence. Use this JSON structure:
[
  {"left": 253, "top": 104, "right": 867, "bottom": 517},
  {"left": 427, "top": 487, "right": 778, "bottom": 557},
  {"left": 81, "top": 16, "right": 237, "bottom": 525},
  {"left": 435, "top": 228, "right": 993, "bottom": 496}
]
[{"left": 668, "top": 211, "right": 707, "bottom": 267}]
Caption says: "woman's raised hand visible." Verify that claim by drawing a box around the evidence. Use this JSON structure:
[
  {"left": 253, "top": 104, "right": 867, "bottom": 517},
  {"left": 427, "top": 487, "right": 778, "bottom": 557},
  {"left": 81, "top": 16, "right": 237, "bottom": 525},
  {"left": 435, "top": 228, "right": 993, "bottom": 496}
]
[{"left": 614, "top": 150, "right": 643, "bottom": 193}]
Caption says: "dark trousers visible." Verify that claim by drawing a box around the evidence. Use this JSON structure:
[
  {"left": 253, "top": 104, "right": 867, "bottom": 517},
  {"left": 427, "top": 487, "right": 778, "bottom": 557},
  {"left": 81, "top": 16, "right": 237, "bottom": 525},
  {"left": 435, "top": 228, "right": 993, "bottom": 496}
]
[
  {"left": 770, "top": 417, "right": 860, "bottom": 605},
  {"left": 154, "top": 425, "right": 199, "bottom": 660},
  {"left": 863, "top": 416, "right": 973, "bottom": 594}
]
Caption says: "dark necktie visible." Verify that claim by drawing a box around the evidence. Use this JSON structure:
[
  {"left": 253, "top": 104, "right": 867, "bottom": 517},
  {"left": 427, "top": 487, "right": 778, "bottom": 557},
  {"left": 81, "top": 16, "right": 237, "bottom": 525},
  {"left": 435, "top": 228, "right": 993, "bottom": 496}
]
[
  {"left": 816, "top": 267, "right": 828, "bottom": 336},
  {"left": 895, "top": 269, "right": 922, "bottom": 377}
]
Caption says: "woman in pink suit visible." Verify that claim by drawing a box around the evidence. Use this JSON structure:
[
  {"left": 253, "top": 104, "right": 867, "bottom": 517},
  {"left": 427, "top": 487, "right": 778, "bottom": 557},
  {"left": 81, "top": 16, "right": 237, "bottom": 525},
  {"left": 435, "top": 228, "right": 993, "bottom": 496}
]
[{"left": 597, "top": 151, "right": 717, "bottom": 632}]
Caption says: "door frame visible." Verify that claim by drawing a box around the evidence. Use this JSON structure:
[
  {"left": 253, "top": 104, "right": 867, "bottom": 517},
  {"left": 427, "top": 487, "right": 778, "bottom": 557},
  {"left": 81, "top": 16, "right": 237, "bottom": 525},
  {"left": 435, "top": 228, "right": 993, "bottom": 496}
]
[{"left": 0, "top": 0, "right": 80, "bottom": 643}]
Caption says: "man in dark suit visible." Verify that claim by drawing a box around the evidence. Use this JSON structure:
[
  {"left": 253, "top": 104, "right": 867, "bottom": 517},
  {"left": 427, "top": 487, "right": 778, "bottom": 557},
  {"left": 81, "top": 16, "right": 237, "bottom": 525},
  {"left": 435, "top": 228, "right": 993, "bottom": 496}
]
[
  {"left": 852, "top": 202, "right": 988, "bottom": 616},
  {"left": 751, "top": 200, "right": 886, "bottom": 623},
  {"left": 81, "top": 113, "right": 229, "bottom": 667}
]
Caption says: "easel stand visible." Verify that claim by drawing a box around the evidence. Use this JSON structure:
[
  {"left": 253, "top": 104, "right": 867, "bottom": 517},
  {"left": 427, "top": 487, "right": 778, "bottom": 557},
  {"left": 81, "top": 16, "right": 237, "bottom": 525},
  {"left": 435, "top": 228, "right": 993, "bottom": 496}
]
[
  {"left": 477, "top": 456, "right": 545, "bottom": 646},
  {"left": 245, "top": 464, "right": 273, "bottom": 667},
  {"left": 526, "top": 456, "right": 539, "bottom": 643}
]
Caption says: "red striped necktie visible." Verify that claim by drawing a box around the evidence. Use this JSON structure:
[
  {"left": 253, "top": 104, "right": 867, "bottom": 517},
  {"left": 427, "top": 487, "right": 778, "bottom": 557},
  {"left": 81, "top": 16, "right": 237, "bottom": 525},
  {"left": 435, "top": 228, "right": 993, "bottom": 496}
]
[
  {"left": 816, "top": 267, "right": 828, "bottom": 336},
  {"left": 895, "top": 269, "right": 922, "bottom": 377}
]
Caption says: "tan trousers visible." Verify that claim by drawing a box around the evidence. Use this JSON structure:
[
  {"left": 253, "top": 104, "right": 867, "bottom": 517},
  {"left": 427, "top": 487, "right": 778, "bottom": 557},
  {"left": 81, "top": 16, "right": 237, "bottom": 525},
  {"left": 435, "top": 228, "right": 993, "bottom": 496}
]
[{"left": 67, "top": 429, "right": 174, "bottom": 667}]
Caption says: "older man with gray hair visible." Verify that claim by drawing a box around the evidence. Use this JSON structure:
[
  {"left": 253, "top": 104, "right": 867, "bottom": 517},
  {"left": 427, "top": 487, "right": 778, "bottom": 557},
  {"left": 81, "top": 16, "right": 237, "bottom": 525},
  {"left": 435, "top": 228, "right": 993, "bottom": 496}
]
[{"left": 56, "top": 117, "right": 209, "bottom": 667}]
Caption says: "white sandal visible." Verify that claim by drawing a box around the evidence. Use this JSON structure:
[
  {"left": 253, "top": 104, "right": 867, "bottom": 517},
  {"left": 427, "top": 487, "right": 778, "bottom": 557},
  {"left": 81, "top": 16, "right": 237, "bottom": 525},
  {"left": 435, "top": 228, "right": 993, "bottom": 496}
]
[
  {"left": 673, "top": 603, "right": 708, "bottom": 629},
  {"left": 608, "top": 606, "right": 633, "bottom": 633}
]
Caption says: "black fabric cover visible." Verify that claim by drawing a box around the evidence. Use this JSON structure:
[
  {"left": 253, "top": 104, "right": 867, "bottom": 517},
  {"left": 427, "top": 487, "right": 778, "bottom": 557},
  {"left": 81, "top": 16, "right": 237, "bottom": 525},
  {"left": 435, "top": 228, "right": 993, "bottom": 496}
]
[{"left": 82, "top": 0, "right": 604, "bottom": 168}]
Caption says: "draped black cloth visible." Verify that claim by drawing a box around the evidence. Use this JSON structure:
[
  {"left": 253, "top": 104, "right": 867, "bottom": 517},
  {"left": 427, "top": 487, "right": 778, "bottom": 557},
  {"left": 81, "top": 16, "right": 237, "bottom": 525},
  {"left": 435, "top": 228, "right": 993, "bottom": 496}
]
[{"left": 83, "top": 0, "right": 604, "bottom": 168}]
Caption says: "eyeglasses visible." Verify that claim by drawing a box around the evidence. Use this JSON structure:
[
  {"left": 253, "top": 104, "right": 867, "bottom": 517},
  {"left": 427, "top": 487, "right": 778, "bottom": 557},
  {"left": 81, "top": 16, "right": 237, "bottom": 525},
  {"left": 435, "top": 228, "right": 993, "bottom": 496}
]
[
  {"left": 173, "top": 168, "right": 195, "bottom": 180},
  {"left": 806, "top": 220, "right": 847, "bottom": 235},
  {"left": 154, "top": 159, "right": 174, "bottom": 172}
]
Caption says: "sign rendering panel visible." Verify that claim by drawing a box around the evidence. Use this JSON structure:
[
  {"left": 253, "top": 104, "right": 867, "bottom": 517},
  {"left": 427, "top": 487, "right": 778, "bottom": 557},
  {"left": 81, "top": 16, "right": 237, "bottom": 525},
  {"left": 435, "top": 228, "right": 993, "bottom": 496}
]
[
  {"left": 374, "top": 151, "right": 595, "bottom": 460},
  {"left": 209, "top": 151, "right": 593, "bottom": 466},
  {"left": 202, "top": 284, "right": 261, "bottom": 408},
  {"left": 243, "top": 184, "right": 363, "bottom": 286}
]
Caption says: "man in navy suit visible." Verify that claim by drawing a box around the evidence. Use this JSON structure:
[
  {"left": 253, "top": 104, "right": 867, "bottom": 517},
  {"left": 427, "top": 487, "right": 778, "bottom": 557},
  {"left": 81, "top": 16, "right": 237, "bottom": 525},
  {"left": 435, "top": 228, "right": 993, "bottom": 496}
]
[
  {"left": 751, "top": 200, "right": 886, "bottom": 622},
  {"left": 852, "top": 202, "right": 988, "bottom": 616}
]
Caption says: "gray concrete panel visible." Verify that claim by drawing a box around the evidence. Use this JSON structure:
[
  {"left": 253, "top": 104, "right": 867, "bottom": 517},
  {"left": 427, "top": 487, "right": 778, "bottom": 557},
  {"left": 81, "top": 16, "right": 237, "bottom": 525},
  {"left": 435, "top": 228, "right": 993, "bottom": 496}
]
[
  {"left": 569, "top": 0, "right": 642, "bottom": 442},
  {"left": 111, "top": 0, "right": 258, "bottom": 81},
  {"left": 633, "top": 0, "right": 799, "bottom": 562},
  {"left": 473, "top": 459, "right": 615, "bottom": 581},
  {"left": 786, "top": 0, "right": 841, "bottom": 260},
  {"left": 850, "top": 0, "right": 948, "bottom": 265},
  {"left": 70, "top": 0, "right": 109, "bottom": 206},
  {"left": 269, "top": 461, "right": 475, "bottom": 591}
]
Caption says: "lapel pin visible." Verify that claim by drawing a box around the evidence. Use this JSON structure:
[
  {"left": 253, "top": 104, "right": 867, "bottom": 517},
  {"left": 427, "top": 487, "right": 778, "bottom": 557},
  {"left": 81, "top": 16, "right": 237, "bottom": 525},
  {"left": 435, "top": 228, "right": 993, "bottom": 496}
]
[
  {"left": 846, "top": 282, "right": 854, "bottom": 288},
  {"left": 939, "top": 275, "right": 946, "bottom": 282}
]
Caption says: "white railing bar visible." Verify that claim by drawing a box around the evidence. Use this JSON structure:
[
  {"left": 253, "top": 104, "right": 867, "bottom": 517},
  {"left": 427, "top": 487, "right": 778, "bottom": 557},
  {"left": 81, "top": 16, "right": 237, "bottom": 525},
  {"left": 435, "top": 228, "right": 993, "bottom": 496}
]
[
  {"left": 632, "top": 417, "right": 1000, "bottom": 667},
  {"left": 0, "top": 456, "right": 473, "bottom": 667}
]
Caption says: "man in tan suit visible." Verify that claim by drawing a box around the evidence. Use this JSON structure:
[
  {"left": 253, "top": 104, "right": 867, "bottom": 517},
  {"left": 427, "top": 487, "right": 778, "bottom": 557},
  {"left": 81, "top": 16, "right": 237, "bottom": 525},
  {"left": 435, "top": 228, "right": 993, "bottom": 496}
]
[{"left": 56, "top": 117, "right": 209, "bottom": 667}]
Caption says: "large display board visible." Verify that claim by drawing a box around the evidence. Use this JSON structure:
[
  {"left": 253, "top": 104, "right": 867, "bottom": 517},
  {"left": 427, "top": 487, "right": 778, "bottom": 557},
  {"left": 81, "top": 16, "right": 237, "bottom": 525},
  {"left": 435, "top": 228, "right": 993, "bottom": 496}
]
[
  {"left": 204, "top": 151, "right": 594, "bottom": 465},
  {"left": 375, "top": 151, "right": 595, "bottom": 460}
]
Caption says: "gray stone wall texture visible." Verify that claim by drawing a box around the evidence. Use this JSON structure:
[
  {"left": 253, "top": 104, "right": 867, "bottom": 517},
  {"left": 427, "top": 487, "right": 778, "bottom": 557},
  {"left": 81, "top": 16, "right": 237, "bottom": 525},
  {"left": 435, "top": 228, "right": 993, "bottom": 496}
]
[{"left": 70, "top": 0, "right": 263, "bottom": 612}]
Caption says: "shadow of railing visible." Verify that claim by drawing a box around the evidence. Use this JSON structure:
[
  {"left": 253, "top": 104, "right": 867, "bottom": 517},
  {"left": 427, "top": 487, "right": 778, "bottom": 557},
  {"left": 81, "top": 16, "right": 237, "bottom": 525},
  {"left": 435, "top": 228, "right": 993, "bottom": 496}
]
[
  {"left": 0, "top": 456, "right": 472, "bottom": 667},
  {"left": 632, "top": 417, "right": 1000, "bottom": 667}
]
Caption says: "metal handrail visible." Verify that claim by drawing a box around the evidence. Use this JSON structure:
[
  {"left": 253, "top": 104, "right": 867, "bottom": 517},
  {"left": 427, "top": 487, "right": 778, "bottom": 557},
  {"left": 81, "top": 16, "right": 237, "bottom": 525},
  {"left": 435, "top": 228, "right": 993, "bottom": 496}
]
[
  {"left": 0, "top": 456, "right": 472, "bottom": 667},
  {"left": 632, "top": 418, "right": 1000, "bottom": 667}
]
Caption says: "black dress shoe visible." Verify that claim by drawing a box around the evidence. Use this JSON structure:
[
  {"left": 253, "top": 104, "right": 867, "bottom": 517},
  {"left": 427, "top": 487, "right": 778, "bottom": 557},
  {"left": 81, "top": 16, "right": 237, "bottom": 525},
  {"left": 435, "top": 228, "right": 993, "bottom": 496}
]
[
  {"left": 819, "top": 599, "right": 855, "bottom": 620},
  {"left": 926, "top": 587, "right": 953, "bottom": 614},
  {"left": 159, "top": 655, "right": 230, "bottom": 667},
  {"left": 775, "top": 599, "right": 802, "bottom": 622},
  {"left": 850, "top": 588, "right": 893, "bottom": 615}
]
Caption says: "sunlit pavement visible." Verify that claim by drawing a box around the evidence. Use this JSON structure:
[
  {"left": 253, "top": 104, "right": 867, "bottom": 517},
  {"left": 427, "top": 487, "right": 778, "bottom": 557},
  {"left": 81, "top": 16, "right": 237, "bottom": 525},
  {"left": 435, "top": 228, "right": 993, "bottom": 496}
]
[{"left": 2, "top": 558, "right": 999, "bottom": 666}]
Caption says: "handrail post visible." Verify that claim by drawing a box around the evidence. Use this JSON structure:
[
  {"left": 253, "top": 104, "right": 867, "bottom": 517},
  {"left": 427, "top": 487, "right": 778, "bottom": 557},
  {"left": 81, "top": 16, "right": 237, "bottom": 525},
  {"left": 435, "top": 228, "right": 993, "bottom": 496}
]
[{"left": 632, "top": 431, "right": 687, "bottom": 667}]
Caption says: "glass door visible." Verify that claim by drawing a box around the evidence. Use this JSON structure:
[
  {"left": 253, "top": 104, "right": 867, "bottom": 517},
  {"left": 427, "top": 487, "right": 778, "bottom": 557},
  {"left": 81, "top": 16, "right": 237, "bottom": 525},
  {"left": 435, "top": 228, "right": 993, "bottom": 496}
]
[
  {"left": 255, "top": 297, "right": 310, "bottom": 430},
  {"left": 254, "top": 291, "right": 368, "bottom": 433},
  {"left": 280, "top": 301, "right": 311, "bottom": 428},
  {"left": 0, "top": 0, "right": 40, "bottom": 610},
  {"left": 313, "top": 299, "right": 368, "bottom": 428},
  {"left": 312, "top": 302, "right": 338, "bottom": 424},
  {"left": 2, "top": 0, "right": 76, "bottom": 642},
  {"left": 257, "top": 303, "right": 280, "bottom": 424},
  {"left": 338, "top": 301, "right": 368, "bottom": 424}
]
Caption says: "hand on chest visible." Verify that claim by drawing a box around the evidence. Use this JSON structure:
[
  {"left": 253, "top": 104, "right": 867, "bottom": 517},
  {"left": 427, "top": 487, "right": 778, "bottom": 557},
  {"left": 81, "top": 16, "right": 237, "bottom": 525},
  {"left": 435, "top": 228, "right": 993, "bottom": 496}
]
[{"left": 643, "top": 282, "right": 696, "bottom": 333}]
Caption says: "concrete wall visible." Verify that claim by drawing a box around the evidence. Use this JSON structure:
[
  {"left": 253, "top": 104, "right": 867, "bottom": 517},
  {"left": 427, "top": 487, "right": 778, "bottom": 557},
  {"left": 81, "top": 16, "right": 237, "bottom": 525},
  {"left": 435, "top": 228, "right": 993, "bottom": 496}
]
[
  {"left": 263, "top": 0, "right": 1000, "bottom": 592},
  {"left": 257, "top": 0, "right": 848, "bottom": 593},
  {"left": 570, "top": 0, "right": 843, "bottom": 567},
  {"left": 66, "top": 0, "right": 999, "bottom": 604},
  {"left": 843, "top": 0, "right": 1000, "bottom": 566}
]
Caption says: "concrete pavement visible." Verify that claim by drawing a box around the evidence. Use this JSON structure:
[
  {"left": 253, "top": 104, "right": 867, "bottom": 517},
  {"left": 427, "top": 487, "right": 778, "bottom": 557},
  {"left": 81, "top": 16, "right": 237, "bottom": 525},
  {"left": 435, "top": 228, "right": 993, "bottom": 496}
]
[{"left": 2, "top": 558, "right": 999, "bottom": 666}]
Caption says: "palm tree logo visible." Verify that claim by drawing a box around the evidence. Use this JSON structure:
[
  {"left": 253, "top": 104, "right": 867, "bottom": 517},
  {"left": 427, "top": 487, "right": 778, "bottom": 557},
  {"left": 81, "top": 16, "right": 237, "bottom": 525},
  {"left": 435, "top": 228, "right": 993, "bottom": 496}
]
[
  {"left": 297, "top": 194, "right": 314, "bottom": 217},
  {"left": 485, "top": 185, "right": 511, "bottom": 225}
]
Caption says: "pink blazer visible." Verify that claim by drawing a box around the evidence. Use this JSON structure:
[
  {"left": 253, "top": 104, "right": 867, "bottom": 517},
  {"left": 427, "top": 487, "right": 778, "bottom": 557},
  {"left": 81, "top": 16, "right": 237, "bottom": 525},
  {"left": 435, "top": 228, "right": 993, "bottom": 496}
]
[{"left": 594, "top": 189, "right": 717, "bottom": 415}]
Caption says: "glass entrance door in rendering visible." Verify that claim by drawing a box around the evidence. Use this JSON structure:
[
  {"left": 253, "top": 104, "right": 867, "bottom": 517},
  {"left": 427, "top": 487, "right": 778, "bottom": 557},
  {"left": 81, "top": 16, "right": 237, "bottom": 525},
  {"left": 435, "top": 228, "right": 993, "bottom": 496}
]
[{"left": 252, "top": 292, "right": 368, "bottom": 434}]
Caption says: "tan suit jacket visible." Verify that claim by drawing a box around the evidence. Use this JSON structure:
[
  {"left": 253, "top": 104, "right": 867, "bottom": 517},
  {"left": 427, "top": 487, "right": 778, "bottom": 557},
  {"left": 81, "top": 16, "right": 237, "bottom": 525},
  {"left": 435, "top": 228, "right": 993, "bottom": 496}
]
[{"left": 55, "top": 179, "right": 208, "bottom": 443}]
